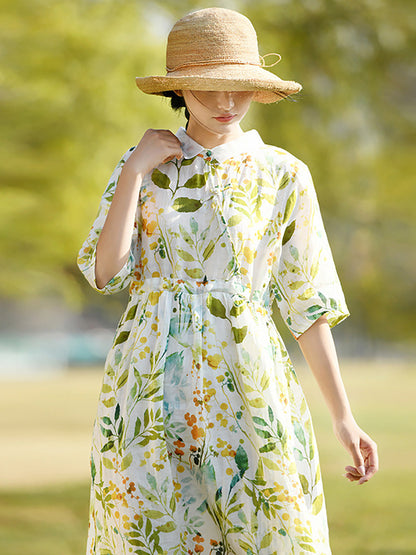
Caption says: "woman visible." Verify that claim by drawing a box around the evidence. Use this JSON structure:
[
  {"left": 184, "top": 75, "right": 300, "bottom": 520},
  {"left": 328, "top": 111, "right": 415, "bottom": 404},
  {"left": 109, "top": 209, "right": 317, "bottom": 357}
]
[{"left": 78, "top": 7, "right": 378, "bottom": 554}]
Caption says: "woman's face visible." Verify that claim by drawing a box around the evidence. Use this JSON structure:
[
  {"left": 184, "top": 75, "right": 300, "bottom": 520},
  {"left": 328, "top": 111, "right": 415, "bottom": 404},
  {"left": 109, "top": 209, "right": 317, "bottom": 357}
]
[{"left": 176, "top": 90, "right": 254, "bottom": 145}]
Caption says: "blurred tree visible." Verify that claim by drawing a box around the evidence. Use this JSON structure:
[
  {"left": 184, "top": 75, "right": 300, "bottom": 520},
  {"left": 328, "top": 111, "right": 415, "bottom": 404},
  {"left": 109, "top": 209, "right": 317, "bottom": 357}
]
[
  {"left": 0, "top": 0, "right": 178, "bottom": 306},
  {"left": 0, "top": 0, "right": 415, "bottom": 342}
]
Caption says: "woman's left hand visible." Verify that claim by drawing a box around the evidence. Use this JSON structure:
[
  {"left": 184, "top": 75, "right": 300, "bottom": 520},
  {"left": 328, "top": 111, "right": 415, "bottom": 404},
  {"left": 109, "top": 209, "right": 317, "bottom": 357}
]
[{"left": 333, "top": 416, "right": 379, "bottom": 484}]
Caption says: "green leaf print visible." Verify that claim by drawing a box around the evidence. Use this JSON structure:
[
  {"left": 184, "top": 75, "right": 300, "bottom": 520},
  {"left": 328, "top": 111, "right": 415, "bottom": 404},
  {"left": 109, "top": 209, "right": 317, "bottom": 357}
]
[
  {"left": 177, "top": 249, "right": 195, "bottom": 261},
  {"left": 260, "top": 531, "right": 273, "bottom": 548},
  {"left": 282, "top": 190, "right": 297, "bottom": 224},
  {"left": 121, "top": 452, "right": 133, "bottom": 470},
  {"left": 259, "top": 442, "right": 276, "bottom": 454},
  {"left": 179, "top": 224, "right": 193, "bottom": 245},
  {"left": 289, "top": 244, "right": 299, "bottom": 260},
  {"left": 299, "top": 474, "right": 310, "bottom": 495},
  {"left": 102, "top": 397, "right": 116, "bottom": 408},
  {"left": 235, "top": 444, "right": 249, "bottom": 477},
  {"left": 306, "top": 305, "right": 324, "bottom": 313},
  {"left": 124, "top": 304, "right": 138, "bottom": 321},
  {"left": 298, "top": 288, "right": 315, "bottom": 300},
  {"left": 180, "top": 157, "right": 196, "bottom": 166},
  {"left": 206, "top": 294, "right": 227, "bottom": 319},
  {"left": 278, "top": 172, "right": 291, "bottom": 190},
  {"left": 228, "top": 214, "right": 243, "bottom": 226},
  {"left": 152, "top": 168, "right": 171, "bottom": 189},
  {"left": 230, "top": 302, "right": 246, "bottom": 317},
  {"left": 232, "top": 325, "right": 248, "bottom": 343},
  {"left": 103, "top": 457, "right": 114, "bottom": 469},
  {"left": 312, "top": 493, "right": 323, "bottom": 515},
  {"left": 293, "top": 420, "right": 306, "bottom": 446},
  {"left": 190, "top": 217, "right": 198, "bottom": 234},
  {"left": 282, "top": 220, "right": 296, "bottom": 245},
  {"left": 252, "top": 416, "right": 268, "bottom": 427},
  {"left": 172, "top": 197, "right": 203, "bottom": 212},
  {"left": 156, "top": 521, "right": 177, "bottom": 533},
  {"left": 116, "top": 369, "right": 129, "bottom": 388},
  {"left": 298, "top": 544, "right": 317, "bottom": 553},
  {"left": 114, "top": 331, "right": 130, "bottom": 346},
  {"left": 183, "top": 173, "right": 208, "bottom": 188},
  {"left": 142, "top": 510, "right": 164, "bottom": 519},
  {"left": 288, "top": 280, "right": 304, "bottom": 290},
  {"left": 202, "top": 240, "right": 216, "bottom": 260},
  {"left": 184, "top": 267, "right": 204, "bottom": 279},
  {"left": 249, "top": 397, "right": 266, "bottom": 408}
]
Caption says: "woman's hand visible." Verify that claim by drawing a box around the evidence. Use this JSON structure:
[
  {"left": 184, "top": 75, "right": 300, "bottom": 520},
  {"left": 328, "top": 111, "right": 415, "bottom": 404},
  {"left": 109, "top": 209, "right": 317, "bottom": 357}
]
[
  {"left": 333, "top": 416, "right": 379, "bottom": 484},
  {"left": 123, "top": 128, "right": 183, "bottom": 178}
]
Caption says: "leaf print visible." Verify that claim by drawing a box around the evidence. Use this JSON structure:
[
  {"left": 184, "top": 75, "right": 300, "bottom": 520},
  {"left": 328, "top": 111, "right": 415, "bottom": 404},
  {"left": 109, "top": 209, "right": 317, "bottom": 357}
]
[
  {"left": 189, "top": 217, "right": 198, "bottom": 233},
  {"left": 288, "top": 281, "right": 304, "bottom": 290},
  {"left": 289, "top": 245, "right": 299, "bottom": 260},
  {"left": 183, "top": 173, "right": 208, "bottom": 188},
  {"left": 152, "top": 168, "right": 171, "bottom": 189},
  {"left": 306, "top": 305, "right": 324, "bottom": 314},
  {"left": 116, "top": 369, "right": 129, "bottom": 389},
  {"left": 228, "top": 214, "right": 243, "bottom": 226},
  {"left": 293, "top": 420, "right": 306, "bottom": 447},
  {"left": 176, "top": 249, "right": 195, "bottom": 261},
  {"left": 299, "top": 474, "right": 309, "bottom": 495},
  {"left": 282, "top": 220, "right": 296, "bottom": 245},
  {"left": 202, "top": 240, "right": 216, "bottom": 260},
  {"left": 157, "top": 521, "right": 177, "bottom": 532},
  {"left": 206, "top": 294, "right": 227, "bottom": 319},
  {"left": 278, "top": 172, "right": 291, "bottom": 190},
  {"left": 142, "top": 510, "right": 164, "bottom": 519},
  {"left": 252, "top": 416, "right": 268, "bottom": 427},
  {"left": 101, "top": 440, "right": 115, "bottom": 453},
  {"left": 262, "top": 458, "right": 280, "bottom": 471},
  {"left": 102, "top": 397, "right": 116, "bottom": 408},
  {"left": 282, "top": 190, "right": 297, "bottom": 224},
  {"left": 184, "top": 267, "right": 204, "bottom": 279},
  {"left": 124, "top": 304, "right": 138, "bottom": 321},
  {"left": 102, "top": 457, "right": 114, "bottom": 469},
  {"left": 230, "top": 302, "right": 246, "bottom": 317},
  {"left": 172, "top": 197, "right": 203, "bottom": 212},
  {"left": 180, "top": 157, "right": 196, "bottom": 167},
  {"left": 298, "top": 544, "right": 317, "bottom": 553},
  {"left": 311, "top": 493, "right": 324, "bottom": 515},
  {"left": 284, "top": 261, "right": 301, "bottom": 274},
  {"left": 235, "top": 444, "right": 248, "bottom": 477},
  {"left": 310, "top": 258, "right": 320, "bottom": 279},
  {"left": 232, "top": 325, "right": 248, "bottom": 343},
  {"left": 114, "top": 331, "right": 130, "bottom": 346},
  {"left": 248, "top": 397, "right": 266, "bottom": 408},
  {"left": 260, "top": 531, "right": 273, "bottom": 548},
  {"left": 121, "top": 453, "right": 133, "bottom": 470},
  {"left": 330, "top": 297, "right": 338, "bottom": 310},
  {"left": 179, "top": 224, "right": 193, "bottom": 245},
  {"left": 298, "top": 288, "right": 315, "bottom": 300}
]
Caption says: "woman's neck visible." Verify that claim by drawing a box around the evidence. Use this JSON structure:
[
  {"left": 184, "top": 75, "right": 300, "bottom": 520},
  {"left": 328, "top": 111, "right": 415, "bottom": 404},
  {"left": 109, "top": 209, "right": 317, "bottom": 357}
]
[{"left": 185, "top": 118, "right": 244, "bottom": 149}]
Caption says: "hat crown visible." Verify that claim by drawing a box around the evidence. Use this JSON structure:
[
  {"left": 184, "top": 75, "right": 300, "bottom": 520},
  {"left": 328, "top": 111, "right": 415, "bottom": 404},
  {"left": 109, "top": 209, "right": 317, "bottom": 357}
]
[{"left": 166, "top": 8, "right": 260, "bottom": 72}]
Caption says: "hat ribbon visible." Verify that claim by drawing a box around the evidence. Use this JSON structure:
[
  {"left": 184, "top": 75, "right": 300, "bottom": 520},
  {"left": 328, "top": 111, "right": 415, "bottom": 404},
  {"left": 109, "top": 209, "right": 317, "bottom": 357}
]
[{"left": 166, "top": 52, "right": 281, "bottom": 73}]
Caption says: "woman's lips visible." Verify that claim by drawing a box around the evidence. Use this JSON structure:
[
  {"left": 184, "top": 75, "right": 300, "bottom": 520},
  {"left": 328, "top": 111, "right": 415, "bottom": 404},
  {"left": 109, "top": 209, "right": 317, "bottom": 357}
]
[{"left": 214, "top": 114, "right": 236, "bottom": 122}]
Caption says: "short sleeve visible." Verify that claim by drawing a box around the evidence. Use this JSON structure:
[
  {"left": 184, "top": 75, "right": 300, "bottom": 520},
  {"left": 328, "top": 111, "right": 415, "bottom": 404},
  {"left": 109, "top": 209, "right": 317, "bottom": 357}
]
[
  {"left": 77, "top": 147, "right": 139, "bottom": 295},
  {"left": 271, "top": 161, "right": 349, "bottom": 339}
]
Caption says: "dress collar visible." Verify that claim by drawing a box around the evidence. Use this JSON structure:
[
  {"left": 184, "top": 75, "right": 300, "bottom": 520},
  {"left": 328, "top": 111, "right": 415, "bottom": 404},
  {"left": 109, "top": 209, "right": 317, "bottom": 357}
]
[{"left": 176, "top": 126, "right": 264, "bottom": 162}]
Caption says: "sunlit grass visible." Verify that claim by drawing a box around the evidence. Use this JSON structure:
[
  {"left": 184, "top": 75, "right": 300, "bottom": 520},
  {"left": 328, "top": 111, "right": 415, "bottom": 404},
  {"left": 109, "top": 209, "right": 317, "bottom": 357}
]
[{"left": 0, "top": 361, "right": 415, "bottom": 554}]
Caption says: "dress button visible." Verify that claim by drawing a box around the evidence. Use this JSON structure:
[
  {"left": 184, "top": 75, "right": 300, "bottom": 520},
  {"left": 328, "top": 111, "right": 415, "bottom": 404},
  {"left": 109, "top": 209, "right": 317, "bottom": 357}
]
[{"left": 206, "top": 150, "right": 212, "bottom": 156}]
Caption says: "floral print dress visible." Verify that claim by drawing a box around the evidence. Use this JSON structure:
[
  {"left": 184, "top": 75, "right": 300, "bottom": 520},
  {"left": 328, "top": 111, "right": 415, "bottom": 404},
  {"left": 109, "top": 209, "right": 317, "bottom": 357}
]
[{"left": 77, "top": 126, "right": 349, "bottom": 555}]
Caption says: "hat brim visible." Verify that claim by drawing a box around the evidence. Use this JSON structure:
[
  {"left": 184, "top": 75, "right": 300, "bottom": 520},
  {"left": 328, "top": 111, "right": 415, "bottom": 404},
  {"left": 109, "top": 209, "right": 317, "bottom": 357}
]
[{"left": 135, "top": 64, "right": 302, "bottom": 104}]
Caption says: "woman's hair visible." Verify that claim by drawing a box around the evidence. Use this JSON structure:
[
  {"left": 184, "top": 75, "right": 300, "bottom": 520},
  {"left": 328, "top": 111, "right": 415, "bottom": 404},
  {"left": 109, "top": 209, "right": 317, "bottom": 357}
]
[{"left": 163, "top": 91, "right": 190, "bottom": 128}]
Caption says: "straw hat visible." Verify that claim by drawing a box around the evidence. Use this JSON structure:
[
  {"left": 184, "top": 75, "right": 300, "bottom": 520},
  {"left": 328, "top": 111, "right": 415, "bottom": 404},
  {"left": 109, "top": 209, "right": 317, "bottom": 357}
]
[{"left": 135, "top": 7, "right": 302, "bottom": 104}]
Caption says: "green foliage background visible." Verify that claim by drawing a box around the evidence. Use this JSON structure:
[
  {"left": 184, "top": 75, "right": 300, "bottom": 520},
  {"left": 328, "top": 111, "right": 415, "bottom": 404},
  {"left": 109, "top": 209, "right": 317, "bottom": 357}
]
[{"left": 1, "top": 0, "right": 415, "bottom": 342}]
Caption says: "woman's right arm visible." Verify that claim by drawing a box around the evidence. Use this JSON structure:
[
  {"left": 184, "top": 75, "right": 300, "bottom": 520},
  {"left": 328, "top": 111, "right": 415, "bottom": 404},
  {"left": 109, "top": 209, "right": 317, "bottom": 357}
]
[{"left": 95, "top": 129, "right": 183, "bottom": 289}]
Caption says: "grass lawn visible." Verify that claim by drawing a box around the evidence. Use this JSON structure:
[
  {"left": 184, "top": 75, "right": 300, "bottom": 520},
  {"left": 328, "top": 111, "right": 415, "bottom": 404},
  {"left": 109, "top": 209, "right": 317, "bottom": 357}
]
[{"left": 0, "top": 360, "right": 415, "bottom": 554}]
